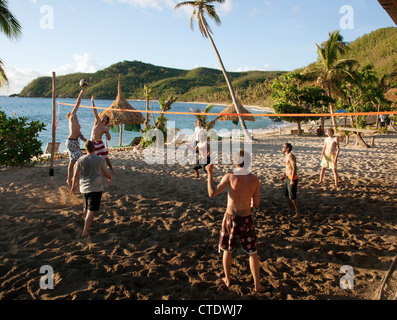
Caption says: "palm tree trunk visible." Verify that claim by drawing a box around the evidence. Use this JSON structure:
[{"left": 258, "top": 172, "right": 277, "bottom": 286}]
[
  {"left": 327, "top": 85, "right": 337, "bottom": 129},
  {"left": 203, "top": 26, "right": 252, "bottom": 140}
]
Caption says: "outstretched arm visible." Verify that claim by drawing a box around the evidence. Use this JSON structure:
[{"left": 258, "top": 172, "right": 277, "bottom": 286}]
[
  {"left": 207, "top": 164, "right": 229, "bottom": 198},
  {"left": 91, "top": 96, "right": 101, "bottom": 123},
  {"left": 71, "top": 89, "right": 85, "bottom": 116}
]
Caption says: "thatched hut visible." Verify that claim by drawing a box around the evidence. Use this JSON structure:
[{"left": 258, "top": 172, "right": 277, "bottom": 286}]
[
  {"left": 217, "top": 102, "right": 255, "bottom": 122},
  {"left": 217, "top": 102, "right": 255, "bottom": 138},
  {"left": 385, "top": 88, "right": 397, "bottom": 109},
  {"left": 99, "top": 79, "right": 145, "bottom": 146}
]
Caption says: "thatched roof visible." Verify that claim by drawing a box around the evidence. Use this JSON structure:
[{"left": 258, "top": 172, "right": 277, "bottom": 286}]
[
  {"left": 217, "top": 102, "right": 255, "bottom": 122},
  {"left": 385, "top": 88, "right": 397, "bottom": 108},
  {"left": 99, "top": 79, "right": 145, "bottom": 127}
]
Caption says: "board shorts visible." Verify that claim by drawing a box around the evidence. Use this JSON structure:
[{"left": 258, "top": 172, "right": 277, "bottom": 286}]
[
  {"left": 82, "top": 192, "right": 103, "bottom": 212},
  {"left": 321, "top": 153, "right": 337, "bottom": 170},
  {"left": 93, "top": 140, "right": 109, "bottom": 159},
  {"left": 284, "top": 176, "right": 298, "bottom": 200},
  {"left": 218, "top": 213, "right": 257, "bottom": 255},
  {"left": 66, "top": 138, "right": 82, "bottom": 162},
  {"left": 193, "top": 156, "right": 210, "bottom": 172}
]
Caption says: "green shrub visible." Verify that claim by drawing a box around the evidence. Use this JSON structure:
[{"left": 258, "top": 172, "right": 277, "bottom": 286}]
[{"left": 0, "top": 109, "right": 46, "bottom": 166}]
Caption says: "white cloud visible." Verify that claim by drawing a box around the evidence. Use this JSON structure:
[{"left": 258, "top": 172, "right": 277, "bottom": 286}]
[
  {"left": 0, "top": 66, "right": 45, "bottom": 95},
  {"left": 104, "top": 0, "right": 177, "bottom": 11},
  {"left": 103, "top": 0, "right": 231, "bottom": 15},
  {"left": 55, "top": 53, "right": 100, "bottom": 75},
  {"left": 0, "top": 53, "right": 101, "bottom": 95},
  {"left": 218, "top": 0, "right": 233, "bottom": 16},
  {"left": 236, "top": 65, "right": 274, "bottom": 72}
]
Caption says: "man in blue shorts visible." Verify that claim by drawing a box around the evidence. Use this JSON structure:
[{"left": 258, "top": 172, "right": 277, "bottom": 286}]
[{"left": 66, "top": 89, "right": 87, "bottom": 187}]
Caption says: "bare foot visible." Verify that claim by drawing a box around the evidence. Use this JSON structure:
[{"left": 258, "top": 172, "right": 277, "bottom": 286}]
[
  {"left": 222, "top": 277, "right": 231, "bottom": 288},
  {"left": 80, "top": 232, "right": 89, "bottom": 238},
  {"left": 66, "top": 179, "right": 71, "bottom": 187},
  {"left": 316, "top": 181, "right": 322, "bottom": 185},
  {"left": 254, "top": 284, "right": 270, "bottom": 293},
  {"left": 292, "top": 214, "right": 301, "bottom": 219}
]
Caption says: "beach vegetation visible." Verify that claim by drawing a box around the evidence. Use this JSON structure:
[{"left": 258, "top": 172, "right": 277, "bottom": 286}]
[
  {"left": 189, "top": 104, "right": 217, "bottom": 131},
  {"left": 0, "top": 109, "right": 46, "bottom": 166},
  {"left": 340, "top": 64, "right": 391, "bottom": 129},
  {"left": 175, "top": 0, "right": 251, "bottom": 140},
  {"left": 0, "top": 0, "right": 22, "bottom": 88},
  {"left": 304, "top": 30, "right": 359, "bottom": 128},
  {"left": 141, "top": 95, "right": 178, "bottom": 148},
  {"left": 271, "top": 72, "right": 332, "bottom": 134}
]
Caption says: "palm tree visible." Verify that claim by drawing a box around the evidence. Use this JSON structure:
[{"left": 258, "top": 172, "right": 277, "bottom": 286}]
[
  {"left": 175, "top": 0, "right": 252, "bottom": 140},
  {"left": 189, "top": 104, "right": 217, "bottom": 130},
  {"left": 0, "top": 0, "right": 22, "bottom": 87},
  {"left": 305, "top": 30, "right": 357, "bottom": 128}
]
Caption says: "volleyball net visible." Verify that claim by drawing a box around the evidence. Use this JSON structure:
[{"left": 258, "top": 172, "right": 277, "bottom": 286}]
[{"left": 58, "top": 102, "right": 397, "bottom": 118}]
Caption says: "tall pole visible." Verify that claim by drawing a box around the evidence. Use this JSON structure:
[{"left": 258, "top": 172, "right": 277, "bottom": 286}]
[{"left": 49, "top": 71, "right": 56, "bottom": 176}]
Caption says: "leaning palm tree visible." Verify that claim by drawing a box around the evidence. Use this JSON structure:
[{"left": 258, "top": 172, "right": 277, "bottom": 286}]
[
  {"left": 0, "top": 0, "right": 22, "bottom": 87},
  {"left": 305, "top": 30, "right": 357, "bottom": 129},
  {"left": 175, "top": 0, "right": 252, "bottom": 140}
]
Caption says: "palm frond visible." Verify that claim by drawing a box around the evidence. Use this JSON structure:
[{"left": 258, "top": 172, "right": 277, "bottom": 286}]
[
  {"left": 0, "top": 0, "right": 22, "bottom": 40},
  {"left": 0, "top": 58, "right": 9, "bottom": 87}
]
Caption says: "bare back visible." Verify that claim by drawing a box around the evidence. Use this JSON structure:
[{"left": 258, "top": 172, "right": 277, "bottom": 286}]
[{"left": 225, "top": 171, "right": 259, "bottom": 216}]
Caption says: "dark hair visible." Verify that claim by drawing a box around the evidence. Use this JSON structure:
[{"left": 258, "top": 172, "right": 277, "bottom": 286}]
[
  {"left": 285, "top": 143, "right": 293, "bottom": 151},
  {"left": 234, "top": 149, "right": 251, "bottom": 168},
  {"left": 103, "top": 116, "right": 109, "bottom": 125},
  {"left": 85, "top": 140, "right": 95, "bottom": 153}
]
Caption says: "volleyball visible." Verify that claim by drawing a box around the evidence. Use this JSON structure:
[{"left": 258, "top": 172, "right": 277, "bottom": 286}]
[{"left": 79, "top": 79, "right": 88, "bottom": 88}]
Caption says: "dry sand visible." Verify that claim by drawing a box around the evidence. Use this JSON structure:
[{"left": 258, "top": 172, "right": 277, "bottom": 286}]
[{"left": 1, "top": 131, "right": 397, "bottom": 300}]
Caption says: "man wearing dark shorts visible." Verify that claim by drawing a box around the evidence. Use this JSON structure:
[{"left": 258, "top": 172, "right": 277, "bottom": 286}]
[
  {"left": 70, "top": 140, "right": 112, "bottom": 238},
  {"left": 280, "top": 143, "right": 301, "bottom": 218}
]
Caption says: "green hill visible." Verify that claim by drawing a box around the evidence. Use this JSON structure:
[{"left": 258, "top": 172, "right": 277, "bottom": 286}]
[
  {"left": 342, "top": 27, "right": 397, "bottom": 82},
  {"left": 18, "top": 60, "right": 284, "bottom": 106}
]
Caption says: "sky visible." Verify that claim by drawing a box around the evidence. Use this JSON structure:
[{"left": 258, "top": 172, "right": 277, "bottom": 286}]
[{"left": 0, "top": 0, "right": 395, "bottom": 95}]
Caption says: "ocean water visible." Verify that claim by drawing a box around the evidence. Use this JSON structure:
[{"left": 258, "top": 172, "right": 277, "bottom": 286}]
[{"left": 0, "top": 96, "right": 287, "bottom": 152}]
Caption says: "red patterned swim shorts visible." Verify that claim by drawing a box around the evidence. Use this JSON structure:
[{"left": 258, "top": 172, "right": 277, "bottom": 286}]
[
  {"left": 218, "top": 213, "right": 257, "bottom": 255},
  {"left": 93, "top": 140, "right": 109, "bottom": 158}
]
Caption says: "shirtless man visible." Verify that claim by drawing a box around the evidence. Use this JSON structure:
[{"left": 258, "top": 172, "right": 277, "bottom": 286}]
[
  {"left": 280, "top": 143, "right": 301, "bottom": 218},
  {"left": 90, "top": 96, "right": 115, "bottom": 175},
  {"left": 66, "top": 89, "right": 87, "bottom": 187},
  {"left": 318, "top": 128, "right": 340, "bottom": 187},
  {"left": 207, "top": 149, "right": 267, "bottom": 293}
]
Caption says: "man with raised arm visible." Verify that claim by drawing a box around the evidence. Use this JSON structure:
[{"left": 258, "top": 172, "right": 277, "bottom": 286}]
[
  {"left": 207, "top": 149, "right": 267, "bottom": 293},
  {"left": 66, "top": 89, "right": 87, "bottom": 187},
  {"left": 90, "top": 96, "right": 115, "bottom": 175}
]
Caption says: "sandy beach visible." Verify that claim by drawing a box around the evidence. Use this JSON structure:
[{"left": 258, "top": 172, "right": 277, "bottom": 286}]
[{"left": 1, "top": 130, "right": 396, "bottom": 300}]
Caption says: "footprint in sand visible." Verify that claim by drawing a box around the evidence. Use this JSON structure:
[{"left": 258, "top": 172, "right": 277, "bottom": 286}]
[{"left": 42, "top": 186, "right": 82, "bottom": 208}]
